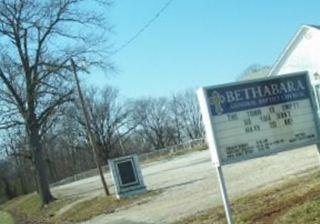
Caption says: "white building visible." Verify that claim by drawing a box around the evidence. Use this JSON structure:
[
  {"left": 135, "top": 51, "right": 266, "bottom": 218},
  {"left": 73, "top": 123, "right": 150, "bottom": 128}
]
[{"left": 268, "top": 25, "right": 320, "bottom": 105}]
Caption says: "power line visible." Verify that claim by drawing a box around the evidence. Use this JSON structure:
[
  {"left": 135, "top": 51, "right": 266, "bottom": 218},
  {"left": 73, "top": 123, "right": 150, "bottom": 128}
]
[{"left": 111, "top": 0, "right": 175, "bottom": 56}]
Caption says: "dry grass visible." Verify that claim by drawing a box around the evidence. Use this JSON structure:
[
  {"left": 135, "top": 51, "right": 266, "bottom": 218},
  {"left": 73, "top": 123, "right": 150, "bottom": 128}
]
[
  {"left": 1, "top": 193, "right": 73, "bottom": 224},
  {"left": 59, "top": 190, "right": 160, "bottom": 222},
  {"left": 1, "top": 190, "right": 161, "bottom": 224}
]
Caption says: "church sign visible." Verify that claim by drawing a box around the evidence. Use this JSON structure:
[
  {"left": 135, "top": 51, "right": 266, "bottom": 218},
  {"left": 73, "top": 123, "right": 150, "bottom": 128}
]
[{"left": 198, "top": 72, "right": 320, "bottom": 166}]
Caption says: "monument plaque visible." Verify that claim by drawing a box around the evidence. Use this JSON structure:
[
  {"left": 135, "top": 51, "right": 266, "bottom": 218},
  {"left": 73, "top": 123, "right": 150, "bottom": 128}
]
[
  {"left": 117, "top": 161, "right": 136, "bottom": 185},
  {"left": 109, "top": 154, "right": 146, "bottom": 199}
]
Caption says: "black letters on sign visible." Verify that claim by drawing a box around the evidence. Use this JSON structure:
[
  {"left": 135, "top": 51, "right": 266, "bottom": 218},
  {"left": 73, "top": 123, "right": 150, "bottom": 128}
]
[{"left": 117, "top": 161, "right": 137, "bottom": 185}]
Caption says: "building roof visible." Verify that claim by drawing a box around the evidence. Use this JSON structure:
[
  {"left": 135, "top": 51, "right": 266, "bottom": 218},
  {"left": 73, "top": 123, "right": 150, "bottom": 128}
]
[
  {"left": 306, "top": 24, "right": 320, "bottom": 30},
  {"left": 238, "top": 24, "right": 320, "bottom": 81},
  {"left": 268, "top": 24, "right": 320, "bottom": 76}
]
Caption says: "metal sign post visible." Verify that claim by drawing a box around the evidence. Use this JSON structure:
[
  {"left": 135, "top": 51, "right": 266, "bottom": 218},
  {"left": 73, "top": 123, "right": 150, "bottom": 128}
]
[{"left": 216, "top": 166, "right": 234, "bottom": 224}]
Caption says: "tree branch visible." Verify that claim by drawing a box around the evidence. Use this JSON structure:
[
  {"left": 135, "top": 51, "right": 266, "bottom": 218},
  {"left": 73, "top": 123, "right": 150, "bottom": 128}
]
[{"left": 0, "top": 67, "right": 26, "bottom": 117}]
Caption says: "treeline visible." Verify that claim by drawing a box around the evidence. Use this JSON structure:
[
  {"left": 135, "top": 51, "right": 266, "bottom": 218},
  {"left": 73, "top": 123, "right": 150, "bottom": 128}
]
[{"left": 0, "top": 86, "right": 204, "bottom": 203}]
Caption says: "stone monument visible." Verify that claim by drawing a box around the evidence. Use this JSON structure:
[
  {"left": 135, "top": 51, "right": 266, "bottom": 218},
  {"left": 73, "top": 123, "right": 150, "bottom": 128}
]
[{"left": 108, "top": 154, "right": 146, "bottom": 199}]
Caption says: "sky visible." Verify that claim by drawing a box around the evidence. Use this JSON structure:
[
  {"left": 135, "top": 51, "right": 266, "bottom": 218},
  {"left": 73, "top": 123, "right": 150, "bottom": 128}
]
[{"left": 86, "top": 0, "right": 320, "bottom": 99}]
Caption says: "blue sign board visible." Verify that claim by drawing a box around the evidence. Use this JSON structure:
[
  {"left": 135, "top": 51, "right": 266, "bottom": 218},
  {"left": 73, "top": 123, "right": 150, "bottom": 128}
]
[
  {"left": 198, "top": 72, "right": 320, "bottom": 166},
  {"left": 207, "top": 73, "right": 310, "bottom": 116}
]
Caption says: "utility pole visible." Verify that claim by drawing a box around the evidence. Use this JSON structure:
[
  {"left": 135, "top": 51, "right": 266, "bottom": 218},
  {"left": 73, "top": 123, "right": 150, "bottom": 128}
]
[
  {"left": 71, "top": 59, "right": 110, "bottom": 196},
  {"left": 117, "top": 130, "right": 126, "bottom": 156}
]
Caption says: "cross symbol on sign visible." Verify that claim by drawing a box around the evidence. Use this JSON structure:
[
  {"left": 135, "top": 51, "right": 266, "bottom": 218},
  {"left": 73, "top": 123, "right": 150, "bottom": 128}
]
[{"left": 209, "top": 91, "right": 225, "bottom": 115}]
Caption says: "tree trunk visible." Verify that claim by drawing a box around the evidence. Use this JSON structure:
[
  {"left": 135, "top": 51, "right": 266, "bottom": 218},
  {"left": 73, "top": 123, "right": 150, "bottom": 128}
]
[
  {"left": 28, "top": 127, "right": 55, "bottom": 205},
  {"left": 1, "top": 177, "right": 15, "bottom": 200},
  {"left": 18, "top": 167, "right": 28, "bottom": 194}
]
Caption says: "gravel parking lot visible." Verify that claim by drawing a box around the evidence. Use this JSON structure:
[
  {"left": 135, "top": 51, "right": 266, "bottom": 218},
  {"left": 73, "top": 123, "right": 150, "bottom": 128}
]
[{"left": 53, "top": 145, "right": 320, "bottom": 224}]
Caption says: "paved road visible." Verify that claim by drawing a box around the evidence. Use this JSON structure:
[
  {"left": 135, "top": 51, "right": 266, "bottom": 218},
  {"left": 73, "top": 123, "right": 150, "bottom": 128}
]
[{"left": 53, "top": 145, "right": 320, "bottom": 224}]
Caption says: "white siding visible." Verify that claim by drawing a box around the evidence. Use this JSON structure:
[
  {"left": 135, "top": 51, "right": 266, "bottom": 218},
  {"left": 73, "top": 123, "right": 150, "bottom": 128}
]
[{"left": 274, "top": 28, "right": 320, "bottom": 85}]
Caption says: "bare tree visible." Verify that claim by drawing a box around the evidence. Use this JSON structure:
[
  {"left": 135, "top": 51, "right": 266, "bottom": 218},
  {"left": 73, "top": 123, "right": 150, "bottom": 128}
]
[
  {"left": 130, "top": 91, "right": 204, "bottom": 152},
  {"left": 0, "top": 0, "right": 112, "bottom": 204},
  {"left": 171, "top": 89, "right": 204, "bottom": 141},
  {"left": 41, "top": 106, "right": 96, "bottom": 180},
  {"left": 133, "top": 97, "right": 176, "bottom": 150},
  {"left": 71, "top": 86, "right": 137, "bottom": 161},
  {"left": 1, "top": 129, "right": 31, "bottom": 194},
  {"left": 0, "top": 160, "right": 17, "bottom": 200}
]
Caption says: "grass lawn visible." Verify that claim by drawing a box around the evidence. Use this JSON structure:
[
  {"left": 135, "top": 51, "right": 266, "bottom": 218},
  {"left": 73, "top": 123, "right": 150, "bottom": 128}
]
[
  {"left": 0, "top": 210, "right": 14, "bottom": 224},
  {"left": 175, "top": 168, "right": 320, "bottom": 224}
]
